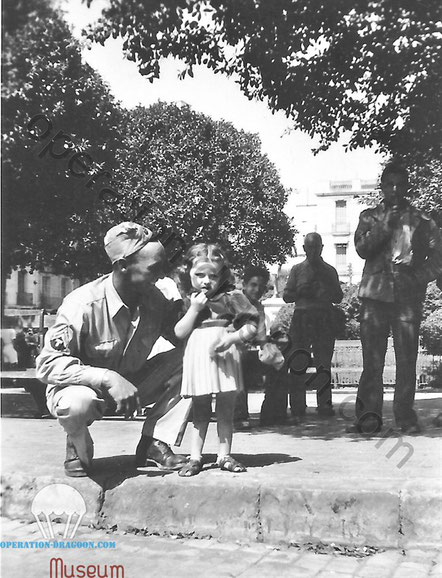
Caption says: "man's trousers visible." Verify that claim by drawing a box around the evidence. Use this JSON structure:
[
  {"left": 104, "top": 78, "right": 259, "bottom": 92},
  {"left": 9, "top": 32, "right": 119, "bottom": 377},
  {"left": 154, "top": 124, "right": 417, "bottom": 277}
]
[
  {"left": 46, "top": 348, "right": 191, "bottom": 466},
  {"left": 356, "top": 299, "right": 422, "bottom": 429},
  {"left": 287, "top": 308, "right": 336, "bottom": 414}
]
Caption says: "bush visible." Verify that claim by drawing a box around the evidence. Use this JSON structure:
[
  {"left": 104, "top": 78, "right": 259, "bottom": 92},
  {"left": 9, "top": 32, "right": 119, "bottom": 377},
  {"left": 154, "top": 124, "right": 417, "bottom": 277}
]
[
  {"left": 335, "top": 283, "right": 361, "bottom": 339},
  {"left": 345, "top": 318, "right": 361, "bottom": 340},
  {"left": 271, "top": 284, "right": 362, "bottom": 339},
  {"left": 422, "top": 281, "right": 442, "bottom": 322},
  {"left": 271, "top": 303, "right": 295, "bottom": 333},
  {"left": 427, "top": 363, "right": 442, "bottom": 389},
  {"left": 421, "top": 309, "right": 442, "bottom": 355}
]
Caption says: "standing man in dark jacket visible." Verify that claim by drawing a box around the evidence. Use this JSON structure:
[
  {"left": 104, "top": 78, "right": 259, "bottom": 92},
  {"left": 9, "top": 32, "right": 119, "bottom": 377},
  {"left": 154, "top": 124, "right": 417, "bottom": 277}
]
[
  {"left": 351, "top": 163, "right": 442, "bottom": 434},
  {"left": 283, "top": 232, "right": 343, "bottom": 417}
]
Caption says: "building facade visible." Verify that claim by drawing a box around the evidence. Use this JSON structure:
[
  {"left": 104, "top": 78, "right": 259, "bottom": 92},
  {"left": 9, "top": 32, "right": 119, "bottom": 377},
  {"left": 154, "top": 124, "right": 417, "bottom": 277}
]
[
  {"left": 284, "top": 178, "right": 377, "bottom": 283},
  {"left": 3, "top": 268, "right": 80, "bottom": 325}
]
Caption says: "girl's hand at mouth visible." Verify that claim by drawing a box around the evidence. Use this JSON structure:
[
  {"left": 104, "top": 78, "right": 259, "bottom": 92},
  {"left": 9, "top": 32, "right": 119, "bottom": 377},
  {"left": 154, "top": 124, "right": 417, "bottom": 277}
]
[{"left": 189, "top": 291, "right": 208, "bottom": 312}]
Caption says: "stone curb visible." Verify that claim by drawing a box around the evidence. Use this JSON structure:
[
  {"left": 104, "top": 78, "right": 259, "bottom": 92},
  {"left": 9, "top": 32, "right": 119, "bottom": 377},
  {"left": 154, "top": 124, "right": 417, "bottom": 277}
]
[{"left": 2, "top": 473, "right": 441, "bottom": 549}]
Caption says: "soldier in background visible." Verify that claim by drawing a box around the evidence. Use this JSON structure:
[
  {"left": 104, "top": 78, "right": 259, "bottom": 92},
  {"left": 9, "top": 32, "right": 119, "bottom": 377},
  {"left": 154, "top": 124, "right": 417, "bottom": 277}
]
[
  {"left": 351, "top": 163, "right": 442, "bottom": 434},
  {"left": 283, "top": 233, "right": 343, "bottom": 417}
]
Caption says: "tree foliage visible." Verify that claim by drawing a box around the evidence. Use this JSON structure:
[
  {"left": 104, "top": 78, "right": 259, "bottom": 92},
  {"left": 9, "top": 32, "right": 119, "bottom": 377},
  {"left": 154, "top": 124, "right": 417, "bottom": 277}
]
[
  {"left": 87, "top": 0, "right": 441, "bottom": 161},
  {"left": 421, "top": 281, "right": 442, "bottom": 322},
  {"left": 1, "top": 0, "right": 295, "bottom": 286},
  {"left": 271, "top": 302, "right": 295, "bottom": 334},
  {"left": 112, "top": 102, "right": 295, "bottom": 268},
  {"left": 335, "top": 283, "right": 361, "bottom": 339},
  {"left": 421, "top": 309, "right": 442, "bottom": 355},
  {"left": 2, "top": 0, "right": 123, "bottom": 282},
  {"left": 410, "top": 159, "right": 442, "bottom": 224}
]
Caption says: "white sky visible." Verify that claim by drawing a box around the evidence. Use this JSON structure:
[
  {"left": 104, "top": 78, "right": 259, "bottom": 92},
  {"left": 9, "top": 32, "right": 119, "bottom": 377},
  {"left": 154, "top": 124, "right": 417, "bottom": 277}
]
[{"left": 59, "top": 0, "right": 385, "bottom": 193}]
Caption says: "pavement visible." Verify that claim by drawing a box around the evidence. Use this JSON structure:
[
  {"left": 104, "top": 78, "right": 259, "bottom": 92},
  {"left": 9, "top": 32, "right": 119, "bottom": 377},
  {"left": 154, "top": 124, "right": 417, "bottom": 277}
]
[
  {"left": 1, "top": 387, "right": 442, "bottom": 551},
  {"left": 1, "top": 518, "right": 441, "bottom": 578}
]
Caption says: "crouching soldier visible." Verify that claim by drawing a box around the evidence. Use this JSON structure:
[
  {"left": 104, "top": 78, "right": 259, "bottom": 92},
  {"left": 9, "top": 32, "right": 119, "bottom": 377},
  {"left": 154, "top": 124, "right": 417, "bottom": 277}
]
[{"left": 36, "top": 223, "right": 191, "bottom": 476}]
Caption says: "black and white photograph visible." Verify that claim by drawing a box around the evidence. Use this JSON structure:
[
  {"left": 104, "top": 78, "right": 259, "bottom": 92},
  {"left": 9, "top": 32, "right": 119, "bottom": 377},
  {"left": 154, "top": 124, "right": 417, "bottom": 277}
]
[{"left": 1, "top": 1, "right": 441, "bottom": 576}]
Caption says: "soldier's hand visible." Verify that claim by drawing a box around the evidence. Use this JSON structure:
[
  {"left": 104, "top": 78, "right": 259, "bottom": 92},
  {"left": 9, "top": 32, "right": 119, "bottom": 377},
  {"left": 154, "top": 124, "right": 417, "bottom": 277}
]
[
  {"left": 386, "top": 206, "right": 401, "bottom": 227},
  {"left": 102, "top": 370, "right": 141, "bottom": 418}
]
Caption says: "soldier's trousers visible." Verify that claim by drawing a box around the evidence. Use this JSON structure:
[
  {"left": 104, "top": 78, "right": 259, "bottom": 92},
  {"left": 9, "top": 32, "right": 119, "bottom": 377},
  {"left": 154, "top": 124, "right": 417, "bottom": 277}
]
[
  {"left": 356, "top": 299, "right": 422, "bottom": 429},
  {"left": 287, "top": 308, "right": 335, "bottom": 414},
  {"left": 47, "top": 348, "right": 190, "bottom": 466}
]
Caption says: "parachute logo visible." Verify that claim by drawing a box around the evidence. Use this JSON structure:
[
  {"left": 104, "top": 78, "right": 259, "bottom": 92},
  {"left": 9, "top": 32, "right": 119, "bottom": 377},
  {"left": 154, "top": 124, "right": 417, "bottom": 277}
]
[{"left": 31, "top": 484, "right": 87, "bottom": 540}]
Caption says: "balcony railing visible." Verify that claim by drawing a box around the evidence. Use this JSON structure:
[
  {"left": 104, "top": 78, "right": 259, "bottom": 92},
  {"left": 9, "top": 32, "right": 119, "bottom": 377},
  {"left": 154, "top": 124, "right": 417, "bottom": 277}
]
[
  {"left": 337, "top": 265, "right": 350, "bottom": 276},
  {"left": 360, "top": 180, "right": 377, "bottom": 190},
  {"left": 16, "top": 291, "right": 33, "bottom": 306},
  {"left": 332, "top": 222, "right": 351, "bottom": 235},
  {"left": 330, "top": 181, "right": 352, "bottom": 192}
]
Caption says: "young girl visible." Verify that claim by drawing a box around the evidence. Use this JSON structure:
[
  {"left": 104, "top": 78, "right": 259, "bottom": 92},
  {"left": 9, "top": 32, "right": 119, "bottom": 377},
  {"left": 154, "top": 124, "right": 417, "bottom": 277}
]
[{"left": 175, "top": 243, "right": 259, "bottom": 477}]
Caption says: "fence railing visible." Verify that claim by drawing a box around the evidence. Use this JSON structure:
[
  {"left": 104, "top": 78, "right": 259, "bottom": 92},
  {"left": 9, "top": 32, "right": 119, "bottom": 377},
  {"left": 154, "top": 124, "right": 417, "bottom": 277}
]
[{"left": 331, "top": 339, "right": 441, "bottom": 387}]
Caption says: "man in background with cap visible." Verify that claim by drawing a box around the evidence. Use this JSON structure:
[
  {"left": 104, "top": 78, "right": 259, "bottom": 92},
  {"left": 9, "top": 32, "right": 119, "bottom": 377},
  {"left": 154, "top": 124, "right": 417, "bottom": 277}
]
[
  {"left": 351, "top": 163, "right": 442, "bottom": 434},
  {"left": 37, "top": 222, "right": 190, "bottom": 477}
]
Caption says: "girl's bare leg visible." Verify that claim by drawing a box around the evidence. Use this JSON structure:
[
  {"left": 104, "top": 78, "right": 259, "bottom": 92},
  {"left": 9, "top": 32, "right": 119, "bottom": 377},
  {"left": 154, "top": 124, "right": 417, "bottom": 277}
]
[
  {"left": 215, "top": 391, "right": 237, "bottom": 459},
  {"left": 189, "top": 395, "right": 212, "bottom": 460}
]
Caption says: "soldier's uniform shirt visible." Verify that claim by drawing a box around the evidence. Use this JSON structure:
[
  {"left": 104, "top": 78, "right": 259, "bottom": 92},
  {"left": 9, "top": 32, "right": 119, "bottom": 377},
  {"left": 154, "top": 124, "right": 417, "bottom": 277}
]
[
  {"left": 354, "top": 201, "right": 442, "bottom": 429},
  {"left": 37, "top": 273, "right": 179, "bottom": 406}
]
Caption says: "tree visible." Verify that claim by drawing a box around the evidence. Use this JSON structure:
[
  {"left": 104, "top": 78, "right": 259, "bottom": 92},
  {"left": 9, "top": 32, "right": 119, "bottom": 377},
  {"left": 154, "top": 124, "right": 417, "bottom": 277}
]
[
  {"left": 1, "top": 0, "right": 53, "bottom": 37},
  {"left": 410, "top": 159, "right": 442, "bottom": 224},
  {"left": 335, "top": 283, "right": 361, "bottom": 339},
  {"left": 421, "top": 309, "right": 442, "bottom": 355},
  {"left": 422, "top": 281, "right": 442, "bottom": 322},
  {"left": 1, "top": 0, "right": 123, "bottom": 289},
  {"left": 87, "top": 0, "right": 441, "bottom": 161},
  {"left": 112, "top": 102, "right": 295, "bottom": 268},
  {"left": 1, "top": 0, "right": 295, "bottom": 313},
  {"left": 271, "top": 302, "right": 294, "bottom": 334}
]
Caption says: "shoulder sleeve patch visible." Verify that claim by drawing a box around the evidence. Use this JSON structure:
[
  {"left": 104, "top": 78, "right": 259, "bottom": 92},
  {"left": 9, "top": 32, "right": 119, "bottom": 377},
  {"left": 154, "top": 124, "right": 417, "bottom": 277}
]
[{"left": 49, "top": 326, "right": 72, "bottom": 353}]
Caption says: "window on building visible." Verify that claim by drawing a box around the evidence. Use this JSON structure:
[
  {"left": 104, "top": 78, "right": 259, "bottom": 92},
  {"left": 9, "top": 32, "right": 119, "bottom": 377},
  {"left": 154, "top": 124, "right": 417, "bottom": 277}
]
[
  {"left": 42, "top": 275, "right": 51, "bottom": 296},
  {"left": 17, "top": 270, "right": 27, "bottom": 293},
  {"left": 336, "top": 244, "right": 347, "bottom": 271},
  {"left": 335, "top": 200, "right": 347, "bottom": 224},
  {"left": 61, "top": 278, "right": 69, "bottom": 298}
]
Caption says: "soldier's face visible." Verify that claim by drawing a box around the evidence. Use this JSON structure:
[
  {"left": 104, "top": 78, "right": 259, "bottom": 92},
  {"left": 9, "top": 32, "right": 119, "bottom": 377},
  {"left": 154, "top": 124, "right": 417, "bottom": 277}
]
[
  {"left": 125, "top": 242, "right": 166, "bottom": 293},
  {"left": 381, "top": 172, "right": 408, "bottom": 207}
]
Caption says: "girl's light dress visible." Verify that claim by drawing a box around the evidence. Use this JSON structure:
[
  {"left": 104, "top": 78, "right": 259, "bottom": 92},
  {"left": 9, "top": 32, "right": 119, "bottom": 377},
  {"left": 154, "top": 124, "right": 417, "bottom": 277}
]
[{"left": 181, "top": 291, "right": 259, "bottom": 398}]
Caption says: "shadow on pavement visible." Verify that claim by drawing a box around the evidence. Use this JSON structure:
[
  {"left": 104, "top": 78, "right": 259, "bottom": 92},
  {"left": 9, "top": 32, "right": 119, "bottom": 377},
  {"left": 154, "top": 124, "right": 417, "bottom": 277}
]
[
  {"left": 244, "top": 397, "right": 442, "bottom": 440},
  {"left": 197, "top": 453, "right": 301, "bottom": 469},
  {"left": 86, "top": 454, "right": 176, "bottom": 489},
  {"left": 86, "top": 453, "right": 302, "bottom": 489}
]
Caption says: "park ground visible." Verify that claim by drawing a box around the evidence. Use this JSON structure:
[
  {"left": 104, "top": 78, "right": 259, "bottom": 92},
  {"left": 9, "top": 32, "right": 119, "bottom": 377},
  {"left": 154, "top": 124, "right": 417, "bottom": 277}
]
[{"left": 1, "top": 387, "right": 442, "bottom": 577}]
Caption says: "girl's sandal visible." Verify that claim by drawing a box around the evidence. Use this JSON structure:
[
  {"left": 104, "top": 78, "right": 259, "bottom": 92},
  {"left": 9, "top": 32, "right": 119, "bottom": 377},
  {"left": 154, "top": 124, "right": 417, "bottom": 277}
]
[
  {"left": 178, "top": 459, "right": 203, "bottom": 477},
  {"left": 217, "top": 456, "right": 247, "bottom": 473}
]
